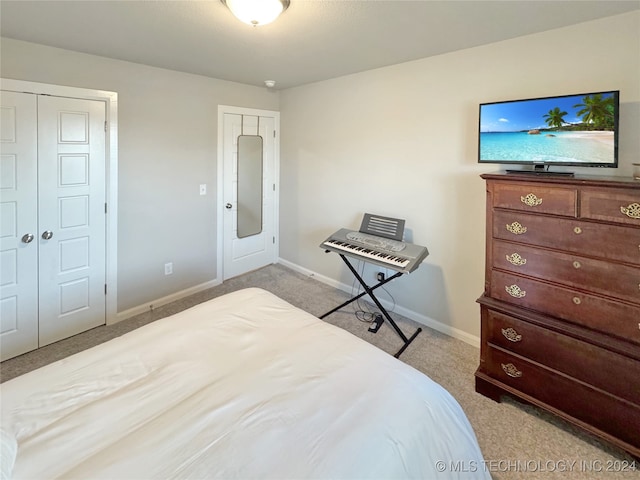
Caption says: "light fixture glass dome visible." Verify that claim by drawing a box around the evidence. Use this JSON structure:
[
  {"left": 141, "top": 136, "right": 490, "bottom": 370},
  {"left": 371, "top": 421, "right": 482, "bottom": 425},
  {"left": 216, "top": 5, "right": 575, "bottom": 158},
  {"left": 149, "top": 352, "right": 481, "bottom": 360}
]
[{"left": 223, "top": 0, "right": 290, "bottom": 26}]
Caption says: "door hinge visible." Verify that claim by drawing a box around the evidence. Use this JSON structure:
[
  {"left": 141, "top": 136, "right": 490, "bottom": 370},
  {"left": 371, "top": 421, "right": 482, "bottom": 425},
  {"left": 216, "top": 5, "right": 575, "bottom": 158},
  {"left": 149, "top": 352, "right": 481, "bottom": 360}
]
[
  {"left": 104, "top": 284, "right": 107, "bottom": 295},
  {"left": 105, "top": 202, "right": 108, "bottom": 214},
  {"left": 273, "top": 236, "right": 275, "bottom": 244},
  {"left": 104, "top": 121, "right": 107, "bottom": 132},
  {"left": 273, "top": 183, "right": 275, "bottom": 191},
  {"left": 273, "top": 130, "right": 276, "bottom": 138}
]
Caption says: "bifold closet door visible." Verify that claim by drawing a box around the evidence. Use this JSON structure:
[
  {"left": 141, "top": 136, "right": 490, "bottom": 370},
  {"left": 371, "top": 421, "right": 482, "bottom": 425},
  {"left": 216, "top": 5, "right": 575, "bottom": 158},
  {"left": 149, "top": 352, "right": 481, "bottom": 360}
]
[
  {"left": 0, "top": 91, "right": 106, "bottom": 360},
  {"left": 0, "top": 91, "right": 39, "bottom": 360}
]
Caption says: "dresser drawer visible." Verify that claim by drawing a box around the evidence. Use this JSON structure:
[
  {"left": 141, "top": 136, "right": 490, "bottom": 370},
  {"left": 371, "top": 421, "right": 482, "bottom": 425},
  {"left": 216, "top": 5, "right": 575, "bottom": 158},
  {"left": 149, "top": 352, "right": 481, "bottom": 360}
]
[
  {"left": 493, "top": 210, "right": 640, "bottom": 266},
  {"left": 581, "top": 188, "right": 640, "bottom": 226},
  {"left": 490, "top": 270, "right": 640, "bottom": 345},
  {"left": 484, "top": 347, "right": 640, "bottom": 449},
  {"left": 492, "top": 182, "right": 577, "bottom": 216},
  {"left": 492, "top": 240, "right": 640, "bottom": 305},
  {"left": 485, "top": 309, "right": 640, "bottom": 404}
]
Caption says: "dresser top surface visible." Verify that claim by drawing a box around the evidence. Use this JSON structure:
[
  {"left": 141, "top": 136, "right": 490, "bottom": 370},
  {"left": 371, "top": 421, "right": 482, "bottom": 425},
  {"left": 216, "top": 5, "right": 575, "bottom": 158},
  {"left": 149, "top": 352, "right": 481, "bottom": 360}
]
[{"left": 481, "top": 171, "right": 640, "bottom": 189}]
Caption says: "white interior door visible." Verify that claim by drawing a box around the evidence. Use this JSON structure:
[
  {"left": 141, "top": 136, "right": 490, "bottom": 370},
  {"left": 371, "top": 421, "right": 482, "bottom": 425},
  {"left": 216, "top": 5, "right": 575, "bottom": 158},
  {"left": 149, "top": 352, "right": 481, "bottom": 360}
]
[
  {"left": 0, "top": 91, "right": 39, "bottom": 360},
  {"left": 222, "top": 112, "right": 277, "bottom": 279},
  {"left": 37, "top": 95, "right": 107, "bottom": 346}
]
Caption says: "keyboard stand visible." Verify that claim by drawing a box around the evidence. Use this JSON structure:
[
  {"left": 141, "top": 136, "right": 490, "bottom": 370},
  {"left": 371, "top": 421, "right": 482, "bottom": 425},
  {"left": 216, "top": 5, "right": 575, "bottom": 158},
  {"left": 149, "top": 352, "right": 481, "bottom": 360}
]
[{"left": 319, "top": 253, "right": 422, "bottom": 358}]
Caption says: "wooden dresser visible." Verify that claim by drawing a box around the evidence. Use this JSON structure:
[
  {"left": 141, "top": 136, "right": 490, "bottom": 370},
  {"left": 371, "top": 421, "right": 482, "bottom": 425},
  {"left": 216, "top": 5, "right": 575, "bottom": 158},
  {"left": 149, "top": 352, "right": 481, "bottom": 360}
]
[{"left": 475, "top": 172, "right": 640, "bottom": 457}]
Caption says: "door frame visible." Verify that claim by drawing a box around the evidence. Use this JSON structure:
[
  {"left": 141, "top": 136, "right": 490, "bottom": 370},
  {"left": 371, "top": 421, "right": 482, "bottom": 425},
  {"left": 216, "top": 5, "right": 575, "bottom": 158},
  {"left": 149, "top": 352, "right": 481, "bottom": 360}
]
[
  {"left": 217, "top": 105, "right": 280, "bottom": 282},
  {"left": 1, "top": 78, "right": 118, "bottom": 325}
]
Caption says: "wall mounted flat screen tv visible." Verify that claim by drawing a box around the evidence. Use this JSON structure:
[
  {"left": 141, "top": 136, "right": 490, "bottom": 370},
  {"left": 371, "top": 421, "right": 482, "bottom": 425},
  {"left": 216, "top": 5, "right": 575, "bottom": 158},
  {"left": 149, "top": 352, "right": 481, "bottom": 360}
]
[{"left": 478, "top": 90, "right": 619, "bottom": 173}]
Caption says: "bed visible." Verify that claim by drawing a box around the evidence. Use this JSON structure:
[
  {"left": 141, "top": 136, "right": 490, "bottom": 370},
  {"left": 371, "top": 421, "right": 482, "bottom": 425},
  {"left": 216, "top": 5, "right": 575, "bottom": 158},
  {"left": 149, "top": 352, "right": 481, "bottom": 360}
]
[{"left": 1, "top": 288, "right": 489, "bottom": 479}]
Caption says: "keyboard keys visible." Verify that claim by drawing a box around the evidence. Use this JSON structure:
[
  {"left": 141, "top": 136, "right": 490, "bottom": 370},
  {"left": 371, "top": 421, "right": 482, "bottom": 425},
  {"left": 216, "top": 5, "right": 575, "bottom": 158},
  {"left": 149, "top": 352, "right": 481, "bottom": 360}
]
[{"left": 323, "top": 239, "right": 410, "bottom": 269}]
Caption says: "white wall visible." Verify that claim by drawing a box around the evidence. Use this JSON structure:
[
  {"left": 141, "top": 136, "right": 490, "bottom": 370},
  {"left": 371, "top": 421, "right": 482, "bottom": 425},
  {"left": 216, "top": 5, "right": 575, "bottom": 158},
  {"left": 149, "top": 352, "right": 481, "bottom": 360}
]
[
  {"left": 0, "top": 38, "right": 279, "bottom": 313},
  {"left": 279, "top": 12, "right": 640, "bottom": 344},
  {"left": 2, "top": 12, "right": 637, "bottom": 340}
]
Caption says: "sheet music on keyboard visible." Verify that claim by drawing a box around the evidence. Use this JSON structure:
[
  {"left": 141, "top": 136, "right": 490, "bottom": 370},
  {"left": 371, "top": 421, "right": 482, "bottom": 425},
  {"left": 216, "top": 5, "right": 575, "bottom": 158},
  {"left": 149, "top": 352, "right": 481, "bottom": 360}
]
[{"left": 321, "top": 228, "right": 429, "bottom": 274}]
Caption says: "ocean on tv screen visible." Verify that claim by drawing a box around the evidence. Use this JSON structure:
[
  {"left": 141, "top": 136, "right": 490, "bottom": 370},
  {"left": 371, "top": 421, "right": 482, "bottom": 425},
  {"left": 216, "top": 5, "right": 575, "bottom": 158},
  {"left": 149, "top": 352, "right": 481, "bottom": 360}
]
[{"left": 479, "top": 130, "right": 614, "bottom": 163}]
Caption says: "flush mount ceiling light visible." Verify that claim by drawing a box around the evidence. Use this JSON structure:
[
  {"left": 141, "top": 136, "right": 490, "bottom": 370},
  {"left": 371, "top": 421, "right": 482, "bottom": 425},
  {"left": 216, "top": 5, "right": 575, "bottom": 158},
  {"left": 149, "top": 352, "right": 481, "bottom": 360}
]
[{"left": 221, "top": 0, "right": 290, "bottom": 26}]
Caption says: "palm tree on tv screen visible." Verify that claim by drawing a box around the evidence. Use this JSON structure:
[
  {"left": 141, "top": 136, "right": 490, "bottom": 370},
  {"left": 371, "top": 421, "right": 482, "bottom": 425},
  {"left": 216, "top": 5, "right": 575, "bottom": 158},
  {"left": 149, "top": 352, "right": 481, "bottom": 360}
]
[
  {"left": 543, "top": 107, "right": 568, "bottom": 129},
  {"left": 574, "top": 94, "right": 615, "bottom": 130}
]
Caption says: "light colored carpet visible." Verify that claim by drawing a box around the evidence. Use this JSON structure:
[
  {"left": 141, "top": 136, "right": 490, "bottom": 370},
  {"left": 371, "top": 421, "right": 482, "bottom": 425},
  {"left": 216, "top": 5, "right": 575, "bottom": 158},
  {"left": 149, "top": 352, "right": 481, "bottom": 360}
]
[{"left": 1, "top": 264, "right": 637, "bottom": 479}]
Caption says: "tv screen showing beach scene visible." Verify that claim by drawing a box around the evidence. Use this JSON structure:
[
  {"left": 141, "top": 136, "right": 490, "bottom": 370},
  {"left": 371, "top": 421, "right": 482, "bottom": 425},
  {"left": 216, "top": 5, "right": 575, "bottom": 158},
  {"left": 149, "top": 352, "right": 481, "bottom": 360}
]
[{"left": 478, "top": 91, "right": 619, "bottom": 167}]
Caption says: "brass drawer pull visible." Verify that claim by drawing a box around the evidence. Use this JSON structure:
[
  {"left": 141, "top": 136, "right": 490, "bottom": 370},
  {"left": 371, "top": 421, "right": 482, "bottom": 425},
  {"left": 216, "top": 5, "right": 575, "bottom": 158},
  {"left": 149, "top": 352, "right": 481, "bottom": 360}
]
[
  {"left": 572, "top": 296, "right": 582, "bottom": 305},
  {"left": 506, "top": 253, "right": 527, "bottom": 266},
  {"left": 521, "top": 193, "right": 543, "bottom": 207},
  {"left": 501, "top": 327, "right": 522, "bottom": 342},
  {"left": 506, "top": 222, "right": 527, "bottom": 235},
  {"left": 573, "top": 226, "right": 582, "bottom": 234},
  {"left": 620, "top": 202, "right": 640, "bottom": 219},
  {"left": 573, "top": 261, "right": 581, "bottom": 269},
  {"left": 501, "top": 363, "right": 523, "bottom": 378},
  {"left": 505, "top": 284, "right": 526, "bottom": 298}
]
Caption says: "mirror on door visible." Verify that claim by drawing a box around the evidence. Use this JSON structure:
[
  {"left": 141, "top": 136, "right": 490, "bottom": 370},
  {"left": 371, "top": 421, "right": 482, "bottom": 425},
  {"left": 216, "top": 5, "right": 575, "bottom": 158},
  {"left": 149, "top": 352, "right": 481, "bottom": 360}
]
[{"left": 237, "top": 134, "right": 263, "bottom": 238}]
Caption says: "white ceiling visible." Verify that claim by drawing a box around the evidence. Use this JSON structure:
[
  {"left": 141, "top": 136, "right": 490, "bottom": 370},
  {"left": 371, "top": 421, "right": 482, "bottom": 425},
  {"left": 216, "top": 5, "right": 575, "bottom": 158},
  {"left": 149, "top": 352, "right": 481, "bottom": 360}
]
[{"left": 1, "top": 1, "right": 638, "bottom": 90}]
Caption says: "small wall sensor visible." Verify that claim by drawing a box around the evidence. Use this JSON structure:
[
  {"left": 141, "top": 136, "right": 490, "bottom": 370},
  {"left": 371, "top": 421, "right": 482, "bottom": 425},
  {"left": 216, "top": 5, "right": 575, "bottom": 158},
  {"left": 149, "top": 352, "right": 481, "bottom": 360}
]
[{"left": 264, "top": 80, "right": 276, "bottom": 88}]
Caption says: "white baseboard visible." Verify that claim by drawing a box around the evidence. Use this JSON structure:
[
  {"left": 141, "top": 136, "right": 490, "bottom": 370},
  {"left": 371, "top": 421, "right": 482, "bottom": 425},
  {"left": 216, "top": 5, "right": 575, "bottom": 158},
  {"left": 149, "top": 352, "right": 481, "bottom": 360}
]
[
  {"left": 113, "top": 279, "right": 222, "bottom": 324},
  {"left": 278, "top": 258, "right": 480, "bottom": 348},
  {"left": 112, "top": 261, "right": 481, "bottom": 349}
]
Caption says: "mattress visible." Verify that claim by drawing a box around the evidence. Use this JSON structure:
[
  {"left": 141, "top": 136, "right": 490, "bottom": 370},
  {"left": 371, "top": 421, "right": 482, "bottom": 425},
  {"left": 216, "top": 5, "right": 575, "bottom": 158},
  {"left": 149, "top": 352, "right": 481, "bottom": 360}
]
[{"left": 1, "top": 288, "right": 489, "bottom": 479}]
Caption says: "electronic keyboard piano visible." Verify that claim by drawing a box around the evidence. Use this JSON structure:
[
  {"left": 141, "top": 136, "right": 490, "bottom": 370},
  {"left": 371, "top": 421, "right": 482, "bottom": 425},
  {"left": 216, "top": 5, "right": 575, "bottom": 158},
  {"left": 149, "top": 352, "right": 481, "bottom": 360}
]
[
  {"left": 321, "top": 228, "right": 429, "bottom": 274},
  {"left": 319, "top": 215, "right": 429, "bottom": 358}
]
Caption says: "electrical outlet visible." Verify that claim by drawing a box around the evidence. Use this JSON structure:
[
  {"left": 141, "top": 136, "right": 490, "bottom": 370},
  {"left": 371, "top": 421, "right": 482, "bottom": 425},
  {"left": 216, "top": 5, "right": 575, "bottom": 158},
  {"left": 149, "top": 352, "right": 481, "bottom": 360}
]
[
  {"left": 164, "top": 262, "right": 173, "bottom": 275},
  {"left": 199, "top": 184, "right": 207, "bottom": 195},
  {"left": 376, "top": 271, "right": 386, "bottom": 282}
]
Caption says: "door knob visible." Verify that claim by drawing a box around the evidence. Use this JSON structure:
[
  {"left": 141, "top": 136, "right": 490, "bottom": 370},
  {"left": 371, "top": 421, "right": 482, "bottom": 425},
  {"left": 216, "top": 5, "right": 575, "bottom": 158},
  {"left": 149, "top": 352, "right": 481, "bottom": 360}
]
[
  {"left": 41, "top": 230, "right": 54, "bottom": 240},
  {"left": 225, "top": 203, "right": 232, "bottom": 209},
  {"left": 21, "top": 233, "right": 34, "bottom": 243}
]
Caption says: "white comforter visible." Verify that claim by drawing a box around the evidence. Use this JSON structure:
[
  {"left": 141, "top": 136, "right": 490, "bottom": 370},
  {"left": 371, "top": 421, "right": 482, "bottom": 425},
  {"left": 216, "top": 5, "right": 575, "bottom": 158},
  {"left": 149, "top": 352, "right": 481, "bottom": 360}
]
[{"left": 1, "top": 288, "right": 489, "bottom": 479}]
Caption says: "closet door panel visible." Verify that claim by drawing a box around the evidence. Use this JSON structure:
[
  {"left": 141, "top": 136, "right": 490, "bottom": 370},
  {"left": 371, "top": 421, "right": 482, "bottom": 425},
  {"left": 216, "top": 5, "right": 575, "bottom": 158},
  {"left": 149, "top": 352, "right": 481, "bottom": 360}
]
[
  {"left": 37, "top": 96, "right": 107, "bottom": 346},
  {"left": 0, "top": 91, "right": 39, "bottom": 361}
]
